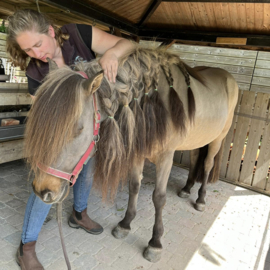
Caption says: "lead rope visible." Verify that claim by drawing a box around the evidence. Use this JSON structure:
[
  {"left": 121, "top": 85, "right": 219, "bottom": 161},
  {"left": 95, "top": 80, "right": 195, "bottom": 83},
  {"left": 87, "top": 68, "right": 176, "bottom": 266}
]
[{"left": 57, "top": 202, "right": 71, "bottom": 270}]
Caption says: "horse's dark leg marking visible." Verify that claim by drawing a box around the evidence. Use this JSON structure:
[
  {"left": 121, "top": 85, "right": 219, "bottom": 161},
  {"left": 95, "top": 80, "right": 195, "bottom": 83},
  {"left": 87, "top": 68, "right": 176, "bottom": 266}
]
[
  {"left": 178, "top": 149, "right": 199, "bottom": 198},
  {"left": 112, "top": 160, "right": 145, "bottom": 239},
  {"left": 195, "top": 139, "right": 223, "bottom": 212},
  {"left": 144, "top": 151, "right": 174, "bottom": 263}
]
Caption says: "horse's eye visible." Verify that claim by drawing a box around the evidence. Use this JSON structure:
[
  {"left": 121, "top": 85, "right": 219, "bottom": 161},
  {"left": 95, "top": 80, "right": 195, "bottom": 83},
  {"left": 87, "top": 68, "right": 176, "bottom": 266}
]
[{"left": 74, "top": 126, "right": 84, "bottom": 137}]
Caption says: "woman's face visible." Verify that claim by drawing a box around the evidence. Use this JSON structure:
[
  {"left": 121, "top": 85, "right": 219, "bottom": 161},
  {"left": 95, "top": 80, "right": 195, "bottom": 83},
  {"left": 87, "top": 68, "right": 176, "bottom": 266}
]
[{"left": 16, "top": 26, "right": 58, "bottom": 62}]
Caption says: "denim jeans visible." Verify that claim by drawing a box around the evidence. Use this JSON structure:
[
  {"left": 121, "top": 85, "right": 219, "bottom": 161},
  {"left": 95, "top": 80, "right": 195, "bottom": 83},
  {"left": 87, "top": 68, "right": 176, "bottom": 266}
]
[{"left": 21, "top": 157, "right": 94, "bottom": 244}]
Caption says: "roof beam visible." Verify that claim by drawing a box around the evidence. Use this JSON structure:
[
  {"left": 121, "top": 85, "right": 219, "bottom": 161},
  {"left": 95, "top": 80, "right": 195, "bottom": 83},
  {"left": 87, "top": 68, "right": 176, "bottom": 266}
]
[
  {"left": 163, "top": 0, "right": 270, "bottom": 3},
  {"left": 138, "top": 28, "right": 270, "bottom": 47},
  {"left": 41, "top": 0, "right": 138, "bottom": 35},
  {"left": 138, "top": 0, "right": 162, "bottom": 27}
]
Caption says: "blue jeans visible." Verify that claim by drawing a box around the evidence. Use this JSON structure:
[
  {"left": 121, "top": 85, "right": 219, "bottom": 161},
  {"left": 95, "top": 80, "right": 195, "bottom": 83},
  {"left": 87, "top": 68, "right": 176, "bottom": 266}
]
[{"left": 21, "top": 157, "right": 94, "bottom": 244}]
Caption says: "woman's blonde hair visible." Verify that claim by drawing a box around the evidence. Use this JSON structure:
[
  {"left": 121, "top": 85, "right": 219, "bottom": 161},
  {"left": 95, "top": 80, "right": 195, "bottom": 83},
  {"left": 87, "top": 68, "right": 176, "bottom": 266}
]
[{"left": 6, "top": 9, "right": 69, "bottom": 70}]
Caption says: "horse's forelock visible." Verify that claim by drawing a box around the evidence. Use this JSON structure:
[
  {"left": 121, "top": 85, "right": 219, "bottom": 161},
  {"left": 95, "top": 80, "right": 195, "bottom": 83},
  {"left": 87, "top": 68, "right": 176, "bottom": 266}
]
[{"left": 24, "top": 67, "right": 86, "bottom": 175}]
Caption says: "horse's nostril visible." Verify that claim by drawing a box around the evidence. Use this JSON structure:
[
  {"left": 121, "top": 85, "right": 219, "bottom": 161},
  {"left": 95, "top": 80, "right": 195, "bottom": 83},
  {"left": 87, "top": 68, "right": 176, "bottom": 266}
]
[{"left": 40, "top": 189, "right": 53, "bottom": 202}]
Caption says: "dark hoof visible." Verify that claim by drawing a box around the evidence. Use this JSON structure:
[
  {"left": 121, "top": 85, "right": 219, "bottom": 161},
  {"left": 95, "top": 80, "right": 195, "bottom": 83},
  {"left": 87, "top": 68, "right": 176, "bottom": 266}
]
[
  {"left": 112, "top": 225, "right": 130, "bottom": 239},
  {"left": 178, "top": 190, "right": 190, "bottom": 198},
  {"left": 143, "top": 245, "right": 162, "bottom": 263},
  {"left": 195, "top": 203, "right": 205, "bottom": 212}
]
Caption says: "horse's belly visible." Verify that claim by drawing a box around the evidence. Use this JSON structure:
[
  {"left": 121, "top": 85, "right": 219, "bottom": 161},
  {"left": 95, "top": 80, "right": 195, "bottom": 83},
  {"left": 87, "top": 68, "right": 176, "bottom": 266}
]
[{"left": 174, "top": 114, "right": 228, "bottom": 150}]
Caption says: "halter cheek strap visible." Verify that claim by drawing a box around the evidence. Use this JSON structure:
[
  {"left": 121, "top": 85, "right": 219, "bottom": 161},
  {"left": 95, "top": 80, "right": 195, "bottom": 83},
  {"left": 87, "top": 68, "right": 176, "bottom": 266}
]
[{"left": 37, "top": 71, "right": 100, "bottom": 187}]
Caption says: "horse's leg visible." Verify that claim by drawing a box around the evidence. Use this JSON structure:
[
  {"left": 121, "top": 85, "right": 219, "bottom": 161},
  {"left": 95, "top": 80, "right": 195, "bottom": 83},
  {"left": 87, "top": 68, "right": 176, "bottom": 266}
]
[
  {"left": 112, "top": 159, "right": 145, "bottom": 239},
  {"left": 178, "top": 149, "right": 199, "bottom": 198},
  {"left": 195, "top": 138, "right": 224, "bottom": 212},
  {"left": 144, "top": 151, "right": 174, "bottom": 263}
]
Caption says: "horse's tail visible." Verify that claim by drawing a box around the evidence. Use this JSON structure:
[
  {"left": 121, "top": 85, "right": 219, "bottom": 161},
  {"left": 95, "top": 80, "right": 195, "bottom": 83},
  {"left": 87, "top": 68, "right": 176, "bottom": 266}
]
[{"left": 194, "top": 139, "right": 225, "bottom": 184}]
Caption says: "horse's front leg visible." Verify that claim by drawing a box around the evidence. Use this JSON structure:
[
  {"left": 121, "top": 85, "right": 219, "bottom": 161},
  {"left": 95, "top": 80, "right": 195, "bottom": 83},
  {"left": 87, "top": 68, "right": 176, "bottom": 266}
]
[
  {"left": 112, "top": 159, "right": 145, "bottom": 239},
  {"left": 144, "top": 151, "right": 174, "bottom": 263},
  {"left": 178, "top": 149, "right": 199, "bottom": 198}
]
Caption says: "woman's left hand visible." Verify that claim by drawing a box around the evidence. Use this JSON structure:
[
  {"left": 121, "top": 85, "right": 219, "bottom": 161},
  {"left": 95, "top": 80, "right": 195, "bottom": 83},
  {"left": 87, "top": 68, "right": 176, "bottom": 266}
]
[{"left": 99, "top": 50, "right": 118, "bottom": 83}]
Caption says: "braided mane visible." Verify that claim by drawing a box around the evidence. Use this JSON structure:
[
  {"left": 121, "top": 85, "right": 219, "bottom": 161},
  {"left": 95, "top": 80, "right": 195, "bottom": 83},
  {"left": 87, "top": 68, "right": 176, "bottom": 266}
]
[{"left": 25, "top": 46, "right": 201, "bottom": 199}]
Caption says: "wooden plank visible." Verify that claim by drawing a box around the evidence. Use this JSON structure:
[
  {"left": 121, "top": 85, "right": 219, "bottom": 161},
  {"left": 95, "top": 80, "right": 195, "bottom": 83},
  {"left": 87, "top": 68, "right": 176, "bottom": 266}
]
[
  {"left": 256, "top": 59, "right": 270, "bottom": 69},
  {"left": 0, "top": 93, "right": 31, "bottom": 106},
  {"left": 250, "top": 85, "right": 270, "bottom": 94},
  {"left": 253, "top": 122, "right": 270, "bottom": 190},
  {"left": 0, "top": 111, "right": 28, "bottom": 118},
  {"left": 178, "top": 53, "right": 256, "bottom": 67},
  {"left": 238, "top": 83, "right": 251, "bottom": 91},
  {"left": 246, "top": 3, "right": 256, "bottom": 33},
  {"left": 0, "top": 139, "right": 24, "bottom": 164},
  {"left": 226, "top": 91, "right": 256, "bottom": 182},
  {"left": 239, "top": 93, "right": 270, "bottom": 185},
  {"left": 231, "top": 74, "right": 252, "bottom": 84},
  {"left": 216, "top": 37, "right": 247, "bottom": 45},
  {"left": 252, "top": 76, "right": 270, "bottom": 87},
  {"left": 254, "top": 4, "right": 264, "bottom": 33},
  {"left": 254, "top": 68, "right": 270, "bottom": 77},
  {"left": 257, "top": 51, "right": 270, "bottom": 61},
  {"left": 220, "top": 90, "right": 242, "bottom": 178},
  {"left": 168, "top": 43, "right": 257, "bottom": 58},
  {"left": 0, "top": 45, "right": 5, "bottom": 52},
  {"left": 183, "top": 60, "right": 254, "bottom": 75},
  {"left": 0, "top": 83, "right": 28, "bottom": 92},
  {"left": 181, "top": 151, "right": 190, "bottom": 167}
]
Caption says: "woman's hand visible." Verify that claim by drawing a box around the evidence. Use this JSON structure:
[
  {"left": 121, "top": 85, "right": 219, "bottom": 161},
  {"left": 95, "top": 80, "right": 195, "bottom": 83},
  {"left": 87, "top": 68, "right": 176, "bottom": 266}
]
[{"left": 99, "top": 50, "right": 118, "bottom": 83}]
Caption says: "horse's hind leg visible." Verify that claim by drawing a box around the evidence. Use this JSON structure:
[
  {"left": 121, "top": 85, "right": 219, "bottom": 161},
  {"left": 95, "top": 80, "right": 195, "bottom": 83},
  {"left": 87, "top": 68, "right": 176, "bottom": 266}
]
[
  {"left": 112, "top": 159, "right": 145, "bottom": 239},
  {"left": 178, "top": 149, "right": 199, "bottom": 198},
  {"left": 195, "top": 138, "right": 224, "bottom": 211},
  {"left": 144, "top": 151, "right": 174, "bottom": 263}
]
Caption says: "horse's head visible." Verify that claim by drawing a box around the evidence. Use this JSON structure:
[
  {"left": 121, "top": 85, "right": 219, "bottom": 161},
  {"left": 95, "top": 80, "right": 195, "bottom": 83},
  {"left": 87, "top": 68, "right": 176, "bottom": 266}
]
[{"left": 25, "top": 64, "right": 104, "bottom": 204}]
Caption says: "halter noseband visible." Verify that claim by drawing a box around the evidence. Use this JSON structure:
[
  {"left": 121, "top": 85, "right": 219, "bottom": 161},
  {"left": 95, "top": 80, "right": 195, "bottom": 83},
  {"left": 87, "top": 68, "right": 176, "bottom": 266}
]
[{"left": 38, "top": 71, "right": 100, "bottom": 187}]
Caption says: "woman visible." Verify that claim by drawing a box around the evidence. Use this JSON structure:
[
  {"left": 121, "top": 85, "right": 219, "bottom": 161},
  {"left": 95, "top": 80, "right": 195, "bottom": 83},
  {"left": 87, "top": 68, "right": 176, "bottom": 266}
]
[{"left": 7, "top": 9, "right": 134, "bottom": 270}]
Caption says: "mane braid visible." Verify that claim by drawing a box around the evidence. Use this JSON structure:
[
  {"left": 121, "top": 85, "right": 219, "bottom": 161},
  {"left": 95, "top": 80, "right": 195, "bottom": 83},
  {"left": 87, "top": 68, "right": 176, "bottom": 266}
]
[{"left": 161, "top": 64, "right": 186, "bottom": 133}]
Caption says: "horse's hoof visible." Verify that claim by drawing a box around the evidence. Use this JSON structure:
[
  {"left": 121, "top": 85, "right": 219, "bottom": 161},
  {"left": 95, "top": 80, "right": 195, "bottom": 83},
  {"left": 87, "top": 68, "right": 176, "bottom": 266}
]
[
  {"left": 178, "top": 190, "right": 190, "bottom": 198},
  {"left": 112, "top": 225, "right": 130, "bottom": 239},
  {"left": 195, "top": 203, "right": 205, "bottom": 212},
  {"left": 143, "top": 245, "right": 162, "bottom": 263}
]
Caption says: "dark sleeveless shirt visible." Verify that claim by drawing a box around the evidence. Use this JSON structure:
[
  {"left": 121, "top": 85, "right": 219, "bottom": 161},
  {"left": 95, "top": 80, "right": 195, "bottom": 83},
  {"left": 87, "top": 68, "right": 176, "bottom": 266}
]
[{"left": 26, "top": 24, "right": 95, "bottom": 95}]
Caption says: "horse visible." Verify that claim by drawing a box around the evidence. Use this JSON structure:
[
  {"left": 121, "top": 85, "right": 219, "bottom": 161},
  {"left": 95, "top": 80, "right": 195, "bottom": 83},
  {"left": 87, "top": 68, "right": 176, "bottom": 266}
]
[{"left": 24, "top": 45, "right": 238, "bottom": 262}]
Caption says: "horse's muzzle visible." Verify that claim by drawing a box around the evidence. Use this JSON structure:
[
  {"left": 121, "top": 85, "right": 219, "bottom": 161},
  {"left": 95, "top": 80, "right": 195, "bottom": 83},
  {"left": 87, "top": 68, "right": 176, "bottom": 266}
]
[{"left": 32, "top": 181, "right": 70, "bottom": 204}]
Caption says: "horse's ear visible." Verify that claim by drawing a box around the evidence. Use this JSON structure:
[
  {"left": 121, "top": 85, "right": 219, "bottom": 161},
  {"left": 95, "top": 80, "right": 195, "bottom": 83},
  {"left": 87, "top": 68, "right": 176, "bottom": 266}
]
[
  {"left": 83, "top": 71, "right": 104, "bottom": 95},
  {"left": 46, "top": 58, "right": 58, "bottom": 71}
]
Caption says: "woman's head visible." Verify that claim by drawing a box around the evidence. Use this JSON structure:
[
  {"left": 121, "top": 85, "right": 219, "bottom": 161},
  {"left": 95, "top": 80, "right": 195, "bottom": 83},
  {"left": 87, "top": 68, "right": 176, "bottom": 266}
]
[{"left": 7, "top": 9, "right": 68, "bottom": 70}]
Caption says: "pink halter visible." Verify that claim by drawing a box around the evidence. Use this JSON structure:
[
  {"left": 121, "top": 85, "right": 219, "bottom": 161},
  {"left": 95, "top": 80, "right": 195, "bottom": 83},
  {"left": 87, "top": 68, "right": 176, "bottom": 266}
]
[{"left": 38, "top": 71, "right": 100, "bottom": 186}]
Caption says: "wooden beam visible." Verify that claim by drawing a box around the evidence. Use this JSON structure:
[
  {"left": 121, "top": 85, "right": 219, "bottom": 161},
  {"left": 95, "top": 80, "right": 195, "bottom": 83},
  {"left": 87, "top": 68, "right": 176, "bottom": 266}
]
[
  {"left": 41, "top": 0, "right": 138, "bottom": 35},
  {"left": 138, "top": 0, "right": 162, "bottom": 27},
  {"left": 164, "top": 0, "right": 270, "bottom": 2},
  {"left": 216, "top": 37, "right": 247, "bottom": 45},
  {"left": 139, "top": 28, "right": 270, "bottom": 48},
  {"left": 110, "top": 27, "right": 122, "bottom": 37}
]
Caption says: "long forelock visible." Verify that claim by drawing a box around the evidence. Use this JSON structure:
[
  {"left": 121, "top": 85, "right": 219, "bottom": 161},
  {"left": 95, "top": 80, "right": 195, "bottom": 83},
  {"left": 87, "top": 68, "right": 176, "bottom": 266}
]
[{"left": 24, "top": 66, "right": 85, "bottom": 175}]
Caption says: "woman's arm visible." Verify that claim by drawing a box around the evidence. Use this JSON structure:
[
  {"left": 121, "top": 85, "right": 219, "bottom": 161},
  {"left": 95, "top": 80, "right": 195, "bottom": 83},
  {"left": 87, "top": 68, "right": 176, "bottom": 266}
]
[{"left": 92, "top": 26, "right": 135, "bottom": 83}]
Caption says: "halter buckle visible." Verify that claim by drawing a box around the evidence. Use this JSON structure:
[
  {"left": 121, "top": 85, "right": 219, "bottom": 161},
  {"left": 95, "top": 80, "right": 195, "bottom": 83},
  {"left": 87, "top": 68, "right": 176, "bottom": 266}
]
[{"left": 94, "top": 134, "right": 100, "bottom": 143}]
